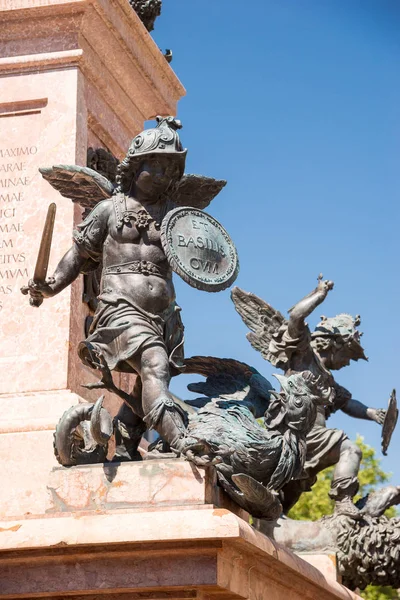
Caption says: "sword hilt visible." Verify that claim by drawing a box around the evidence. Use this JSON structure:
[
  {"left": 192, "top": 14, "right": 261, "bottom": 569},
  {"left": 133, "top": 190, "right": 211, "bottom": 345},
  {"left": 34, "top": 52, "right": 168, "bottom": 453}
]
[
  {"left": 30, "top": 295, "right": 44, "bottom": 308},
  {"left": 20, "top": 284, "right": 44, "bottom": 308},
  {"left": 21, "top": 202, "right": 56, "bottom": 308}
]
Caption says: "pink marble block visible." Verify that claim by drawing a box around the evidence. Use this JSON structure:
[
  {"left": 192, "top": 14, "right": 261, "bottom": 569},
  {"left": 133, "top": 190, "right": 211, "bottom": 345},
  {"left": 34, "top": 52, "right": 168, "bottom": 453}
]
[
  {"left": 0, "top": 458, "right": 361, "bottom": 599},
  {"left": 0, "top": 0, "right": 185, "bottom": 400},
  {"left": 0, "top": 505, "right": 363, "bottom": 600},
  {"left": 0, "top": 0, "right": 186, "bottom": 528},
  {"left": 47, "top": 460, "right": 210, "bottom": 514},
  {"left": 299, "top": 553, "right": 340, "bottom": 583}
]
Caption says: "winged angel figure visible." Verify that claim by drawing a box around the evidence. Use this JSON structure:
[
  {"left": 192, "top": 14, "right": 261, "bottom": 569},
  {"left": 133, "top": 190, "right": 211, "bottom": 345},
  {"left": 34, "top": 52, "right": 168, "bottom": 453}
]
[
  {"left": 22, "top": 116, "right": 227, "bottom": 459},
  {"left": 231, "top": 277, "right": 388, "bottom": 517}
]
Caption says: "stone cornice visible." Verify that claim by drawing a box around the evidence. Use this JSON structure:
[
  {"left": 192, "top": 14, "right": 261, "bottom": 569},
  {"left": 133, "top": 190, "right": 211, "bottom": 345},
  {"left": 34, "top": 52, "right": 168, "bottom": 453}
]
[
  {"left": 0, "top": 0, "right": 82, "bottom": 9},
  {"left": 0, "top": 508, "right": 362, "bottom": 600},
  {"left": 0, "top": 49, "right": 84, "bottom": 73},
  {"left": 0, "top": 0, "right": 186, "bottom": 150}
]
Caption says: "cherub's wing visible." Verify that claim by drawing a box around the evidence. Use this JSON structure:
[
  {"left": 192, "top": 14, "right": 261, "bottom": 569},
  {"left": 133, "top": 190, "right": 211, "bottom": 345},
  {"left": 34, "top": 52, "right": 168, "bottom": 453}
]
[
  {"left": 39, "top": 165, "right": 115, "bottom": 210},
  {"left": 172, "top": 174, "right": 226, "bottom": 209},
  {"left": 231, "top": 287, "right": 286, "bottom": 367}
]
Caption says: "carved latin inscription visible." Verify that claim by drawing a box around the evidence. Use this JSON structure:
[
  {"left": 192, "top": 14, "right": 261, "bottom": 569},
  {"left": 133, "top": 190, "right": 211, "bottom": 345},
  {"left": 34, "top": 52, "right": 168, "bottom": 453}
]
[
  {"left": 161, "top": 207, "right": 239, "bottom": 292},
  {"left": 0, "top": 146, "right": 37, "bottom": 308}
]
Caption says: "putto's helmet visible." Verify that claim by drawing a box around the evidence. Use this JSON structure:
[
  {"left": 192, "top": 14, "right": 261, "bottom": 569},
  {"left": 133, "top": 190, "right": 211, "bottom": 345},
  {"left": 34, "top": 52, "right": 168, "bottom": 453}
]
[
  {"left": 311, "top": 313, "right": 367, "bottom": 361},
  {"left": 116, "top": 116, "right": 187, "bottom": 192}
]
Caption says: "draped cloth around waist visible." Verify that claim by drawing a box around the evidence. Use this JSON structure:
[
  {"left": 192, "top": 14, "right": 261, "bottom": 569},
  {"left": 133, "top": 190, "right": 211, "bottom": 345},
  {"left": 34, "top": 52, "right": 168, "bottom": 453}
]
[{"left": 78, "top": 296, "right": 185, "bottom": 375}]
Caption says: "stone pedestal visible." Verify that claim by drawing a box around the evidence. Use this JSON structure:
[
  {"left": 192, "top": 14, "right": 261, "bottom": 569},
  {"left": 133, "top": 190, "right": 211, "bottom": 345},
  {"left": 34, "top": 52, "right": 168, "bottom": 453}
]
[
  {"left": 0, "top": 460, "right": 362, "bottom": 600},
  {"left": 0, "top": 0, "right": 185, "bottom": 514}
]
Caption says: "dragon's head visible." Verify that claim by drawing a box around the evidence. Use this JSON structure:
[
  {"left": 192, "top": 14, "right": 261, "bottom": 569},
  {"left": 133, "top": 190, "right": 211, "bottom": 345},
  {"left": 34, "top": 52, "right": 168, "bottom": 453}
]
[
  {"left": 264, "top": 371, "right": 328, "bottom": 434},
  {"left": 311, "top": 313, "right": 367, "bottom": 370}
]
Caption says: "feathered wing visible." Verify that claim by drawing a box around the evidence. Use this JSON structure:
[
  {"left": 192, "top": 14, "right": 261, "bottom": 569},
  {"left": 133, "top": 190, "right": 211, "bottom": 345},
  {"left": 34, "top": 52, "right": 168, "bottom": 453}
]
[
  {"left": 172, "top": 174, "right": 226, "bottom": 209},
  {"left": 184, "top": 356, "right": 256, "bottom": 402},
  {"left": 39, "top": 165, "right": 115, "bottom": 210},
  {"left": 184, "top": 356, "right": 272, "bottom": 416},
  {"left": 184, "top": 356, "right": 256, "bottom": 380},
  {"left": 231, "top": 287, "right": 287, "bottom": 367},
  {"left": 40, "top": 168, "right": 224, "bottom": 211}
]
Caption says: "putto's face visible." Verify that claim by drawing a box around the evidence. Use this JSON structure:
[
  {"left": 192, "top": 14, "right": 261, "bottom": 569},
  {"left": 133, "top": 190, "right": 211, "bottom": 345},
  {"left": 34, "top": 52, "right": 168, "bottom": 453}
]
[
  {"left": 326, "top": 350, "right": 352, "bottom": 370},
  {"left": 134, "top": 157, "right": 179, "bottom": 197},
  {"left": 322, "top": 339, "right": 355, "bottom": 370}
]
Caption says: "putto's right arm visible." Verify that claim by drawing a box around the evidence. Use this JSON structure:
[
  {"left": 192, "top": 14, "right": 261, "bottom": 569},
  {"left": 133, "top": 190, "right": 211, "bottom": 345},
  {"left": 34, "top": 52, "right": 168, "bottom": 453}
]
[
  {"left": 49, "top": 244, "right": 90, "bottom": 296},
  {"left": 21, "top": 243, "right": 89, "bottom": 302},
  {"left": 22, "top": 200, "right": 111, "bottom": 302},
  {"left": 287, "top": 276, "right": 334, "bottom": 338},
  {"left": 72, "top": 199, "right": 111, "bottom": 269}
]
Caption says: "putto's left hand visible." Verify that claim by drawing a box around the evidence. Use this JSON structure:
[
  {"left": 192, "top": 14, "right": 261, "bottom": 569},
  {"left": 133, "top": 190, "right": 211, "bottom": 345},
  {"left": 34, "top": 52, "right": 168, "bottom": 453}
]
[
  {"left": 316, "top": 274, "right": 334, "bottom": 294},
  {"left": 367, "top": 408, "right": 386, "bottom": 425}
]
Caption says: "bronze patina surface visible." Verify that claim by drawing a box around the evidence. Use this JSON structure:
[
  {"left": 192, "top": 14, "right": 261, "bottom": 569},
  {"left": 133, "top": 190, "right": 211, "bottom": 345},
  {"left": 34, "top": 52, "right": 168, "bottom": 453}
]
[
  {"left": 22, "top": 117, "right": 236, "bottom": 465},
  {"left": 382, "top": 389, "right": 398, "bottom": 456},
  {"left": 161, "top": 206, "right": 239, "bottom": 292},
  {"left": 21, "top": 203, "right": 56, "bottom": 307},
  {"left": 232, "top": 276, "right": 389, "bottom": 519}
]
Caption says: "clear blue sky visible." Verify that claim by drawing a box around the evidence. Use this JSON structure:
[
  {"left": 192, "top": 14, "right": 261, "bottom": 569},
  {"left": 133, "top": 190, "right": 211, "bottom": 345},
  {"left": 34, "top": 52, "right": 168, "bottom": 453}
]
[{"left": 152, "top": 1, "right": 400, "bottom": 482}]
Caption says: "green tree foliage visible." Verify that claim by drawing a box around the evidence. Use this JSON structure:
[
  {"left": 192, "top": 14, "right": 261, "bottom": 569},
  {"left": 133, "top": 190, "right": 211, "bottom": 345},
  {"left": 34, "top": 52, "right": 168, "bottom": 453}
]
[
  {"left": 360, "top": 587, "right": 399, "bottom": 600},
  {"left": 288, "top": 435, "right": 397, "bottom": 600}
]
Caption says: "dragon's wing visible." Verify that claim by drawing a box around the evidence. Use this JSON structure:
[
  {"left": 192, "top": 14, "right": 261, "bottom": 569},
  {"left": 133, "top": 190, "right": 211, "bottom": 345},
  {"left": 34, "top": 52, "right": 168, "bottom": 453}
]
[
  {"left": 231, "top": 287, "right": 287, "bottom": 367},
  {"left": 172, "top": 174, "right": 226, "bottom": 209},
  {"left": 184, "top": 356, "right": 271, "bottom": 417},
  {"left": 185, "top": 356, "right": 254, "bottom": 399},
  {"left": 185, "top": 356, "right": 256, "bottom": 380},
  {"left": 39, "top": 165, "right": 115, "bottom": 210}
]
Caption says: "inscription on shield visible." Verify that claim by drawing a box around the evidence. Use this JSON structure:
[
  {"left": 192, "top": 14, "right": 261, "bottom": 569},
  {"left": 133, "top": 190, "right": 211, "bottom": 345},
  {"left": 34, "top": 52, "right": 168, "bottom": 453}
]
[{"left": 161, "top": 207, "right": 239, "bottom": 292}]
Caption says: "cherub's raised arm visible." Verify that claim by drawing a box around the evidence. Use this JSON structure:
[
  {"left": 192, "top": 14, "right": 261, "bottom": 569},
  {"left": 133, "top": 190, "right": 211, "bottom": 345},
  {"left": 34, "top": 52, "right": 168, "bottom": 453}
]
[{"left": 287, "top": 276, "right": 334, "bottom": 338}]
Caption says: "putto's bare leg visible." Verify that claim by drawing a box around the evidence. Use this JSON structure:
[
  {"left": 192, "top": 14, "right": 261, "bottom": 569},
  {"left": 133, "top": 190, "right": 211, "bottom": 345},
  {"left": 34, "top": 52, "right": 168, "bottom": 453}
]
[
  {"left": 114, "top": 403, "right": 147, "bottom": 461},
  {"left": 329, "top": 438, "right": 362, "bottom": 517},
  {"left": 127, "top": 346, "right": 187, "bottom": 452}
]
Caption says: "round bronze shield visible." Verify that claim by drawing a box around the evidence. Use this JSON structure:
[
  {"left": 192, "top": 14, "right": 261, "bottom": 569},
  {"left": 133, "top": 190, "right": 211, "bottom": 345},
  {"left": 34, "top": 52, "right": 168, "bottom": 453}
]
[
  {"left": 381, "top": 389, "right": 398, "bottom": 456},
  {"left": 161, "top": 207, "right": 239, "bottom": 292}
]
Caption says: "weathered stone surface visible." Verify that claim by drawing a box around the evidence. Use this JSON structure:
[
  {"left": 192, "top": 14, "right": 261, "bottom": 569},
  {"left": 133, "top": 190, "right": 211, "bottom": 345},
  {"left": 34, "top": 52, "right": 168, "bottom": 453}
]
[
  {"left": 0, "top": 501, "right": 362, "bottom": 600},
  {"left": 47, "top": 460, "right": 209, "bottom": 513}
]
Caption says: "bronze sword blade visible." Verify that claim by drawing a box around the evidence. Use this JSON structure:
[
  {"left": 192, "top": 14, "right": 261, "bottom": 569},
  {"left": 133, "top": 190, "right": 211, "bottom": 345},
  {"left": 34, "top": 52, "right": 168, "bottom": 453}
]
[{"left": 33, "top": 202, "right": 57, "bottom": 284}]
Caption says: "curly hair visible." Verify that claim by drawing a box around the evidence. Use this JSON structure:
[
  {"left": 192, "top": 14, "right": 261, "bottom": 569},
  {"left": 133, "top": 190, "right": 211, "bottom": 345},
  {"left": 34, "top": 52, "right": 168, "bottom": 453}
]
[{"left": 115, "top": 152, "right": 136, "bottom": 193}]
